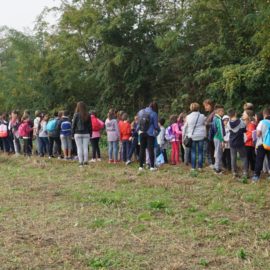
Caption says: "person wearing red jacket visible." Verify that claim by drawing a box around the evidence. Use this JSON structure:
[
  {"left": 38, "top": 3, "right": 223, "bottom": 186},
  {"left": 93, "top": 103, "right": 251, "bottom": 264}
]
[
  {"left": 243, "top": 110, "right": 256, "bottom": 172},
  {"left": 119, "top": 113, "right": 131, "bottom": 162}
]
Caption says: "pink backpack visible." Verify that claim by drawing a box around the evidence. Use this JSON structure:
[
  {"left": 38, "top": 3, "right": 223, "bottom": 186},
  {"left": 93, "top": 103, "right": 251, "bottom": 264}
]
[{"left": 18, "top": 122, "right": 31, "bottom": 137}]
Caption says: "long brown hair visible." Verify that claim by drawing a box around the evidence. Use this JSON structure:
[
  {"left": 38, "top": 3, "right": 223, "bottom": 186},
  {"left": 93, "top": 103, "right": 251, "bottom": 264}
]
[{"left": 75, "top": 101, "right": 88, "bottom": 121}]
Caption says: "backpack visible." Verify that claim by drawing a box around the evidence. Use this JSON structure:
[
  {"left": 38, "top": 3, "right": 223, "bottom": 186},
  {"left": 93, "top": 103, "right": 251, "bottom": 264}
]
[
  {"left": 138, "top": 110, "right": 151, "bottom": 132},
  {"left": 18, "top": 122, "right": 30, "bottom": 138},
  {"left": 0, "top": 122, "right": 8, "bottom": 138},
  {"left": 262, "top": 120, "right": 270, "bottom": 151},
  {"left": 91, "top": 116, "right": 102, "bottom": 132},
  {"left": 46, "top": 119, "right": 58, "bottom": 133},
  {"left": 208, "top": 117, "right": 218, "bottom": 141},
  {"left": 165, "top": 125, "right": 174, "bottom": 141},
  {"left": 61, "top": 120, "right": 72, "bottom": 136}
]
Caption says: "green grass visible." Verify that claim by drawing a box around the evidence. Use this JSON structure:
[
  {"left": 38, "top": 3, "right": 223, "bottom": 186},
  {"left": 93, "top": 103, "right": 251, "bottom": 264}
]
[{"left": 0, "top": 154, "right": 270, "bottom": 269}]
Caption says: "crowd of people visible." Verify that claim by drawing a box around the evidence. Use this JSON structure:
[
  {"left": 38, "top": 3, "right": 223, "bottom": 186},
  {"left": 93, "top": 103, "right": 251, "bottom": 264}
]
[{"left": 0, "top": 100, "right": 270, "bottom": 182}]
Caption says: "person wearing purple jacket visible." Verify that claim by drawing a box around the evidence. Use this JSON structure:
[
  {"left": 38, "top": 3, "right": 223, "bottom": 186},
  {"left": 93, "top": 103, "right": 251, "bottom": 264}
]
[{"left": 137, "top": 102, "right": 160, "bottom": 171}]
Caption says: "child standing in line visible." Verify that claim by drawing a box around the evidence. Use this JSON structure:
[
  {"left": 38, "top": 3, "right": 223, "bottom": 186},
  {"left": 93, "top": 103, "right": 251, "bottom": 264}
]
[
  {"left": 211, "top": 105, "right": 225, "bottom": 174},
  {"left": 0, "top": 113, "right": 10, "bottom": 153},
  {"left": 105, "top": 111, "right": 120, "bottom": 163},
  {"left": 227, "top": 108, "right": 248, "bottom": 178},
  {"left": 157, "top": 118, "right": 168, "bottom": 164},
  {"left": 18, "top": 116, "right": 33, "bottom": 156},
  {"left": 39, "top": 114, "right": 49, "bottom": 157},
  {"left": 168, "top": 115, "right": 182, "bottom": 165},
  {"left": 126, "top": 116, "right": 140, "bottom": 165},
  {"left": 178, "top": 113, "right": 186, "bottom": 163},
  {"left": 119, "top": 113, "right": 131, "bottom": 162},
  {"left": 242, "top": 110, "right": 256, "bottom": 172},
  {"left": 90, "top": 111, "right": 105, "bottom": 162},
  {"left": 60, "top": 111, "right": 72, "bottom": 160},
  {"left": 9, "top": 110, "right": 21, "bottom": 155},
  {"left": 222, "top": 115, "right": 231, "bottom": 171}
]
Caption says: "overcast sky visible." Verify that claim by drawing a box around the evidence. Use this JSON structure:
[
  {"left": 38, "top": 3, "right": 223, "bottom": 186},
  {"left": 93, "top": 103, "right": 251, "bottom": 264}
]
[{"left": 0, "top": 0, "right": 61, "bottom": 32}]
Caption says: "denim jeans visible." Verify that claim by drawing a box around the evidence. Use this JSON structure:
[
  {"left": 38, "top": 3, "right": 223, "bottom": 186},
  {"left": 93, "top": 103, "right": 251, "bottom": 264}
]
[
  {"left": 122, "top": 140, "right": 130, "bottom": 162},
  {"left": 74, "top": 134, "right": 90, "bottom": 164},
  {"left": 39, "top": 137, "right": 49, "bottom": 156},
  {"left": 108, "top": 141, "right": 119, "bottom": 161},
  {"left": 191, "top": 139, "right": 204, "bottom": 169},
  {"left": 127, "top": 137, "right": 139, "bottom": 161}
]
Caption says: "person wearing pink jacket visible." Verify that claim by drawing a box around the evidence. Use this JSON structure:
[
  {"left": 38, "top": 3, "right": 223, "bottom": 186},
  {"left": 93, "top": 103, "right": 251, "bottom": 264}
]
[
  {"left": 90, "top": 111, "right": 105, "bottom": 162},
  {"left": 169, "top": 115, "right": 182, "bottom": 165}
]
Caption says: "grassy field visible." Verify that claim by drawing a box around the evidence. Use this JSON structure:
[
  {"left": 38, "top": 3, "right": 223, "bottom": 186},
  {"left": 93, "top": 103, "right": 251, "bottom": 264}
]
[{"left": 0, "top": 154, "right": 270, "bottom": 269}]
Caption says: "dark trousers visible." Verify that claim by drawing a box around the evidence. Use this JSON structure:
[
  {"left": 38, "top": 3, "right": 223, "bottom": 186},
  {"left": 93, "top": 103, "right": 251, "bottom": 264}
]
[
  {"left": 254, "top": 145, "right": 270, "bottom": 177},
  {"left": 128, "top": 137, "right": 139, "bottom": 161},
  {"left": 222, "top": 148, "right": 231, "bottom": 170},
  {"left": 23, "top": 138, "right": 32, "bottom": 156},
  {"left": 1, "top": 137, "right": 10, "bottom": 153},
  {"left": 49, "top": 136, "right": 61, "bottom": 157},
  {"left": 207, "top": 139, "right": 215, "bottom": 165},
  {"left": 139, "top": 134, "right": 155, "bottom": 168},
  {"left": 90, "top": 137, "right": 101, "bottom": 159},
  {"left": 180, "top": 144, "right": 185, "bottom": 162},
  {"left": 246, "top": 146, "right": 256, "bottom": 171},
  {"left": 122, "top": 140, "right": 130, "bottom": 162}
]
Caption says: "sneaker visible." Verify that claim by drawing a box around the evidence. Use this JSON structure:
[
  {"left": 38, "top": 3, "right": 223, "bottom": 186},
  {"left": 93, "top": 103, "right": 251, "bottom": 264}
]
[
  {"left": 108, "top": 160, "right": 113, "bottom": 164},
  {"left": 252, "top": 175, "right": 259, "bottom": 183},
  {"left": 90, "top": 159, "right": 96, "bottom": 163},
  {"left": 138, "top": 167, "right": 144, "bottom": 171},
  {"left": 57, "top": 156, "right": 62, "bottom": 160},
  {"left": 79, "top": 163, "right": 83, "bottom": 168},
  {"left": 214, "top": 169, "right": 223, "bottom": 175},
  {"left": 198, "top": 168, "right": 203, "bottom": 172},
  {"left": 150, "top": 167, "right": 157, "bottom": 171},
  {"left": 97, "top": 158, "right": 102, "bottom": 162},
  {"left": 209, "top": 164, "right": 215, "bottom": 169},
  {"left": 126, "top": 160, "right": 132, "bottom": 165}
]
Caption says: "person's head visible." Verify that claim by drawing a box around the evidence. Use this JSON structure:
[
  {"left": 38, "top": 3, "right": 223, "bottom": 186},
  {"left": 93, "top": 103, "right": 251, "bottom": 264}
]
[
  {"left": 243, "top": 102, "right": 254, "bottom": 111},
  {"left": 159, "top": 118, "right": 165, "bottom": 126},
  {"left": 117, "top": 110, "right": 124, "bottom": 121},
  {"left": 255, "top": 112, "right": 263, "bottom": 124},
  {"left": 222, "top": 115, "right": 230, "bottom": 126},
  {"left": 215, "top": 105, "right": 225, "bottom": 117},
  {"left": 178, "top": 112, "right": 186, "bottom": 123},
  {"left": 134, "top": 115, "right": 138, "bottom": 123},
  {"left": 75, "top": 101, "right": 88, "bottom": 121},
  {"left": 22, "top": 115, "right": 29, "bottom": 121},
  {"left": 203, "top": 99, "right": 214, "bottom": 112},
  {"left": 43, "top": 114, "right": 49, "bottom": 121},
  {"left": 58, "top": 111, "right": 63, "bottom": 118},
  {"left": 242, "top": 110, "right": 254, "bottom": 122},
  {"left": 108, "top": 111, "right": 115, "bottom": 120},
  {"left": 169, "top": 115, "right": 178, "bottom": 125},
  {"left": 11, "top": 110, "right": 19, "bottom": 120},
  {"left": 190, "top": 102, "right": 200, "bottom": 112},
  {"left": 122, "top": 113, "right": 128, "bottom": 121},
  {"left": 63, "top": 110, "right": 69, "bottom": 117},
  {"left": 227, "top": 108, "right": 237, "bottom": 119},
  {"left": 149, "top": 101, "right": 158, "bottom": 114},
  {"left": 22, "top": 110, "right": 30, "bottom": 119},
  {"left": 35, "top": 110, "right": 41, "bottom": 118},
  {"left": 1, "top": 112, "right": 7, "bottom": 120},
  {"left": 263, "top": 107, "right": 270, "bottom": 119}
]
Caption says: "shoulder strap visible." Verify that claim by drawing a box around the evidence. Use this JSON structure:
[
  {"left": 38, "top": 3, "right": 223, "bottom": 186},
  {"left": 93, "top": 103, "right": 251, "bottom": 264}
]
[
  {"left": 191, "top": 113, "right": 200, "bottom": 136},
  {"left": 262, "top": 120, "right": 270, "bottom": 128}
]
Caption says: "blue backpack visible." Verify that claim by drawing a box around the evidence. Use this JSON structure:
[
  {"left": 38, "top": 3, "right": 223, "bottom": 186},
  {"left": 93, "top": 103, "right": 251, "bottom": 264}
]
[
  {"left": 46, "top": 119, "right": 58, "bottom": 133},
  {"left": 262, "top": 120, "right": 270, "bottom": 151},
  {"left": 61, "top": 120, "right": 72, "bottom": 136}
]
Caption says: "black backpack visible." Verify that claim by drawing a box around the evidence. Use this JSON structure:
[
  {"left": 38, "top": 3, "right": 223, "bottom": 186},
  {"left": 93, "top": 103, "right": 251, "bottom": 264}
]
[{"left": 139, "top": 110, "right": 151, "bottom": 133}]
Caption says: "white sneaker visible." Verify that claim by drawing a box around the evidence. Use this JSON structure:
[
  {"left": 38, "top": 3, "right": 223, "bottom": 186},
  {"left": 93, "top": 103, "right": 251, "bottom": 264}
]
[
  {"left": 97, "top": 158, "right": 102, "bottom": 162},
  {"left": 150, "top": 167, "right": 157, "bottom": 171},
  {"left": 138, "top": 167, "right": 144, "bottom": 171},
  {"left": 126, "top": 160, "right": 131, "bottom": 165},
  {"left": 90, "top": 159, "right": 96, "bottom": 163}
]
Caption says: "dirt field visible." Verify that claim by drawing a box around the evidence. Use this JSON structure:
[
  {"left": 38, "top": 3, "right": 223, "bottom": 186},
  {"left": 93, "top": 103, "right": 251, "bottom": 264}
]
[{"left": 0, "top": 154, "right": 270, "bottom": 269}]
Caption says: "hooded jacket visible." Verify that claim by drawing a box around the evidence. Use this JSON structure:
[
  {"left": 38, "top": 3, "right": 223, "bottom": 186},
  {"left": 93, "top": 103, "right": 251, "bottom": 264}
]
[{"left": 228, "top": 119, "right": 246, "bottom": 148}]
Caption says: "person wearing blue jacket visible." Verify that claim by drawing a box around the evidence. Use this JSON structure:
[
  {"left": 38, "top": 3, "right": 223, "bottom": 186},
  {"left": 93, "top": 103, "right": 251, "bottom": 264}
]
[{"left": 137, "top": 102, "right": 160, "bottom": 171}]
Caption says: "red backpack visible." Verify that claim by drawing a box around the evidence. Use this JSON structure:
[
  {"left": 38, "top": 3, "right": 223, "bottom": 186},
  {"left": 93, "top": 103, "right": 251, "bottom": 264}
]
[
  {"left": 18, "top": 122, "right": 31, "bottom": 137},
  {"left": 91, "top": 116, "right": 102, "bottom": 132}
]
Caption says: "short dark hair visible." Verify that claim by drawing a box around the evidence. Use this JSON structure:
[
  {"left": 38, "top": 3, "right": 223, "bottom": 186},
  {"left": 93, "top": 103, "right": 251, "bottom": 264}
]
[
  {"left": 63, "top": 110, "right": 69, "bottom": 117},
  {"left": 203, "top": 99, "right": 215, "bottom": 108},
  {"left": 149, "top": 101, "right": 158, "bottom": 114},
  {"left": 159, "top": 118, "right": 165, "bottom": 126},
  {"left": 227, "top": 108, "right": 236, "bottom": 118},
  {"left": 263, "top": 107, "right": 270, "bottom": 116},
  {"left": 215, "top": 104, "right": 224, "bottom": 110}
]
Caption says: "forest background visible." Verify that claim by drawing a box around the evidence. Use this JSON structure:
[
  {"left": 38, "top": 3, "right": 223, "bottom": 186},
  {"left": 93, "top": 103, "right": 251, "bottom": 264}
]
[{"left": 0, "top": 0, "right": 270, "bottom": 117}]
